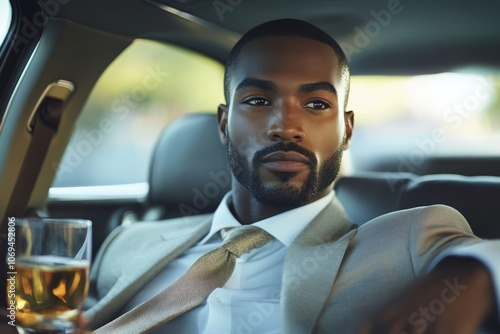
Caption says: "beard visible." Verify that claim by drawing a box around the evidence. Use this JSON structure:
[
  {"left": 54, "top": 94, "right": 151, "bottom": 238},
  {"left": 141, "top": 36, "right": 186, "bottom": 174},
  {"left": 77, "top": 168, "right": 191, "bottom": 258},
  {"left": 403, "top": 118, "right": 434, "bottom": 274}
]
[{"left": 226, "top": 135, "right": 344, "bottom": 209}]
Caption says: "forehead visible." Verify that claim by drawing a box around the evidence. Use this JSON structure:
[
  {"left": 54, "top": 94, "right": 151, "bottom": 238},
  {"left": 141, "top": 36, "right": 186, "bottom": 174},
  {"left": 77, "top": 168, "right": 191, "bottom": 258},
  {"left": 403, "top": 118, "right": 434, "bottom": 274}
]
[{"left": 232, "top": 36, "right": 342, "bottom": 90}]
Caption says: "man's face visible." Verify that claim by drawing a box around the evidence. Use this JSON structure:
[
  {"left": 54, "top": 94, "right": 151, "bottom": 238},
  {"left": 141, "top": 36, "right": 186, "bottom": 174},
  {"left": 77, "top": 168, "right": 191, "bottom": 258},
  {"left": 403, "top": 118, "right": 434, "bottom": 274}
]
[{"left": 218, "top": 36, "right": 353, "bottom": 208}]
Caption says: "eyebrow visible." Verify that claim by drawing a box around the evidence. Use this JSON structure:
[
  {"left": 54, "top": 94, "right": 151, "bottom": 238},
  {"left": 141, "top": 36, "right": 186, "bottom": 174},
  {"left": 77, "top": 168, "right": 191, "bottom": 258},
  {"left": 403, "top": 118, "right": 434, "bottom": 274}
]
[
  {"left": 298, "top": 82, "right": 337, "bottom": 95},
  {"left": 235, "top": 78, "right": 278, "bottom": 92},
  {"left": 235, "top": 78, "right": 337, "bottom": 96}
]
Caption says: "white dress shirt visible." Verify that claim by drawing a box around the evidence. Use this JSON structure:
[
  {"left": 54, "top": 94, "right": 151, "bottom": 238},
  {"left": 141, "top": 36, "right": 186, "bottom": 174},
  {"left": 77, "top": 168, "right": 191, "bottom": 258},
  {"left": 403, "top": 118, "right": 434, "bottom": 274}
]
[{"left": 120, "top": 191, "right": 334, "bottom": 334}]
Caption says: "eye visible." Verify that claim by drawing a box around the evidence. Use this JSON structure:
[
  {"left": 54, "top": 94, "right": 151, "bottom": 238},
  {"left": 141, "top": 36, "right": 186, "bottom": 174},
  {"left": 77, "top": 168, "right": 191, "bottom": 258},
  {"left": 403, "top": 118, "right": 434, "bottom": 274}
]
[
  {"left": 304, "top": 100, "right": 331, "bottom": 110},
  {"left": 243, "top": 97, "right": 270, "bottom": 106}
]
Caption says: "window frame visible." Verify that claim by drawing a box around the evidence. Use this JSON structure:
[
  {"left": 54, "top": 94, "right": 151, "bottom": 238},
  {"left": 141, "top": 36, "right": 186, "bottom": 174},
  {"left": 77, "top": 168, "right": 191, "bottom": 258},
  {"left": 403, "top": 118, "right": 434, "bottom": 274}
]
[{"left": 0, "top": 0, "right": 43, "bottom": 127}]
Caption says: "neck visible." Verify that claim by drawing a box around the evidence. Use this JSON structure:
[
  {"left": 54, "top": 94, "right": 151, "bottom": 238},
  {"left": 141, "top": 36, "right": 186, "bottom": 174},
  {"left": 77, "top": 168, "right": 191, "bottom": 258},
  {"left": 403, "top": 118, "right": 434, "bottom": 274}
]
[
  {"left": 229, "top": 189, "right": 287, "bottom": 225},
  {"left": 228, "top": 178, "right": 333, "bottom": 225}
]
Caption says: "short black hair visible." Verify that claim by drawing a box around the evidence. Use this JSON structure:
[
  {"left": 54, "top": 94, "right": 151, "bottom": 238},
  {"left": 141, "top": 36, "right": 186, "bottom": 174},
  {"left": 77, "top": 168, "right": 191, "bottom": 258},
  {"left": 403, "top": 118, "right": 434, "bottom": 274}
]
[{"left": 223, "top": 18, "right": 350, "bottom": 109}]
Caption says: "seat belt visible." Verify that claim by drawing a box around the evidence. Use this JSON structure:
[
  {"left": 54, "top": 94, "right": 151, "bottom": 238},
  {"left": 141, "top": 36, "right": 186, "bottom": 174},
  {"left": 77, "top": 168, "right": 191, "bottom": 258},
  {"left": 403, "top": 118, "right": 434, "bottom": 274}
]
[{"left": 0, "top": 80, "right": 74, "bottom": 306}]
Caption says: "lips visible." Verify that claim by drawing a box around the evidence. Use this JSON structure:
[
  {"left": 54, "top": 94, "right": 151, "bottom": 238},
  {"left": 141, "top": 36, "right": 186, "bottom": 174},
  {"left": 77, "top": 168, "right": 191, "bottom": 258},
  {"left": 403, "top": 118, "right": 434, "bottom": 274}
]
[{"left": 260, "top": 150, "right": 310, "bottom": 173}]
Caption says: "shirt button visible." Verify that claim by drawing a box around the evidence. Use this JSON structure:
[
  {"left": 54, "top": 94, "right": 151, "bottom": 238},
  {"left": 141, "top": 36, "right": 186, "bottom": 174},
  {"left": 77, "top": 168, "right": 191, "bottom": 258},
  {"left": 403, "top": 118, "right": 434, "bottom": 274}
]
[{"left": 216, "top": 296, "right": 223, "bottom": 303}]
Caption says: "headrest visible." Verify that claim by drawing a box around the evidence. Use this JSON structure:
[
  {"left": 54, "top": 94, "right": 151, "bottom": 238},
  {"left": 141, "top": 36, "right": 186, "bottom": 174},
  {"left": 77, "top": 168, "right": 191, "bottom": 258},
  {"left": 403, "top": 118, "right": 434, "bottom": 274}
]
[
  {"left": 148, "top": 113, "right": 230, "bottom": 217},
  {"left": 399, "top": 174, "right": 500, "bottom": 239},
  {"left": 334, "top": 172, "right": 416, "bottom": 225}
]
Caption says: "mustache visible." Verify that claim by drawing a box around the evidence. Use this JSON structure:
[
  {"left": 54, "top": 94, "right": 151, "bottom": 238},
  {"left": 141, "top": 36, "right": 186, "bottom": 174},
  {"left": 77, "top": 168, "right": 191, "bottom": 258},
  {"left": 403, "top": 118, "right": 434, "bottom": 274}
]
[{"left": 253, "top": 141, "right": 318, "bottom": 165}]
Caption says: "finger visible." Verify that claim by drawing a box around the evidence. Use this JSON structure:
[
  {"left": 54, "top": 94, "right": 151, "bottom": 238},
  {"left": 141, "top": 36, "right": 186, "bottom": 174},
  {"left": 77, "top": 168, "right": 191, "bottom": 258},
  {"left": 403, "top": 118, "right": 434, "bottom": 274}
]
[
  {"left": 78, "top": 314, "right": 89, "bottom": 328},
  {"left": 75, "top": 314, "right": 92, "bottom": 333}
]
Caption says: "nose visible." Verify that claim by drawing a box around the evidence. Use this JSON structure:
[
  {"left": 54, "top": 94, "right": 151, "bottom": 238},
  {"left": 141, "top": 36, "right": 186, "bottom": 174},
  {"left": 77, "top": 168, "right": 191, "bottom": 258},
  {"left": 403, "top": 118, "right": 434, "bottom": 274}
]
[{"left": 267, "top": 105, "right": 305, "bottom": 143}]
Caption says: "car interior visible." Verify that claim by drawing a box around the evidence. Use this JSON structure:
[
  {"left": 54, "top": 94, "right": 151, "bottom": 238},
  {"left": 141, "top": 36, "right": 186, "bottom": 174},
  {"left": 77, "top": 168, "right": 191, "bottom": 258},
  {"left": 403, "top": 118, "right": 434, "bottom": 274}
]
[{"left": 0, "top": 0, "right": 499, "bottom": 329}]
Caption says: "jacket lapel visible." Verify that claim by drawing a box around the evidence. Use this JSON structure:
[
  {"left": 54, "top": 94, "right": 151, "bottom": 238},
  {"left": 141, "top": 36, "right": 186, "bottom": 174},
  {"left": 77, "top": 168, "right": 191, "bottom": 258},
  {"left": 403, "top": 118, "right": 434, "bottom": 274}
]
[
  {"left": 86, "top": 215, "right": 212, "bottom": 329},
  {"left": 281, "top": 195, "right": 357, "bottom": 334}
]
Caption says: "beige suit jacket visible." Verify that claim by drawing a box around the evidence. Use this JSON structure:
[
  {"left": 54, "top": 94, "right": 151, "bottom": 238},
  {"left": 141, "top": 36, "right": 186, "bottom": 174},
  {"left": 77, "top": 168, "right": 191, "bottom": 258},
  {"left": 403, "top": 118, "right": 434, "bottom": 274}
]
[{"left": 85, "top": 196, "right": 479, "bottom": 333}]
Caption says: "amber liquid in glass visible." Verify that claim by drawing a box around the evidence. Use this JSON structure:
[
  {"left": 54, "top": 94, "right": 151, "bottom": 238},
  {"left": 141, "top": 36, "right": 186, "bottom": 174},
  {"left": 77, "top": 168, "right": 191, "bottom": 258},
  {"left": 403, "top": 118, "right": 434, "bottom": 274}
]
[{"left": 9, "top": 256, "right": 89, "bottom": 332}]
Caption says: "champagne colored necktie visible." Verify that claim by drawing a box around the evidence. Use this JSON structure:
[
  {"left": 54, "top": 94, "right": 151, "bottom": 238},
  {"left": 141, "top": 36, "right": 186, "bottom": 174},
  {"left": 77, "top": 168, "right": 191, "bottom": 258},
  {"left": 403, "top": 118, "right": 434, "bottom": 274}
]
[{"left": 95, "top": 225, "right": 274, "bottom": 334}]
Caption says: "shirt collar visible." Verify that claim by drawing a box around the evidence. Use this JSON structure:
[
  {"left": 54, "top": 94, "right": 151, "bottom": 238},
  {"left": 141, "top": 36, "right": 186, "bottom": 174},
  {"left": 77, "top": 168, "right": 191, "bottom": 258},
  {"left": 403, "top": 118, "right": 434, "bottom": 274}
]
[{"left": 199, "top": 191, "right": 334, "bottom": 247}]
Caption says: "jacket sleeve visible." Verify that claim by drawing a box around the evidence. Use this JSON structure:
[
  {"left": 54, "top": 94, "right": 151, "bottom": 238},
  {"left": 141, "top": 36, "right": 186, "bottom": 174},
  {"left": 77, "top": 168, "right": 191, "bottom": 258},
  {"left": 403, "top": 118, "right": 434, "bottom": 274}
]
[{"left": 407, "top": 204, "right": 479, "bottom": 275}]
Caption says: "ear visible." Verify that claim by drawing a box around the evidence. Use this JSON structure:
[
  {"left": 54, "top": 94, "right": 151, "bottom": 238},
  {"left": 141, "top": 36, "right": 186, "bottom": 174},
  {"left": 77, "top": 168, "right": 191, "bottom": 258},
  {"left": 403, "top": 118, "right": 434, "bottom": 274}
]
[
  {"left": 343, "top": 110, "right": 354, "bottom": 149},
  {"left": 217, "top": 103, "right": 228, "bottom": 145}
]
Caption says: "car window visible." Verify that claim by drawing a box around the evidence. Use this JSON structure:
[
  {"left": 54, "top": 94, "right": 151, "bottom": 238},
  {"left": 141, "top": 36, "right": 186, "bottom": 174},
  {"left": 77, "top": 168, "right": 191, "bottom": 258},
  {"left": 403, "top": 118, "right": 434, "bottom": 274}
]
[
  {"left": 52, "top": 38, "right": 500, "bottom": 188},
  {"left": 0, "top": 0, "right": 11, "bottom": 48},
  {"left": 52, "top": 39, "right": 224, "bottom": 187},
  {"left": 347, "top": 72, "right": 500, "bottom": 172}
]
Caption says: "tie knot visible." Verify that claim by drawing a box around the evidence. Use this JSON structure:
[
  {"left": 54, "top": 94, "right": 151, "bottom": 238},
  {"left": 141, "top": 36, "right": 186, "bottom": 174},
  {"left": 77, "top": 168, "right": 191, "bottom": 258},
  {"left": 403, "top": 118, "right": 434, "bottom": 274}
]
[{"left": 221, "top": 226, "right": 273, "bottom": 257}]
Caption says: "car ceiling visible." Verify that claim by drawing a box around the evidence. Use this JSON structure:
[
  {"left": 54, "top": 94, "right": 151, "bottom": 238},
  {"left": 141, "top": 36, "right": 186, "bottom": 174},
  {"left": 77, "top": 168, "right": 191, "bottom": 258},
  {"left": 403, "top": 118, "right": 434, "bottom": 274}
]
[{"left": 52, "top": 0, "right": 500, "bottom": 75}]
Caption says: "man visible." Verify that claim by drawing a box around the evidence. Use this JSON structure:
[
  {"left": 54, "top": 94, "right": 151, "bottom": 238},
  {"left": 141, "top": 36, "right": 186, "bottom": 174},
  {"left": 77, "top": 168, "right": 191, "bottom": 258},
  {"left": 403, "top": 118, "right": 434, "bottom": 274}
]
[{"left": 85, "top": 19, "right": 499, "bottom": 333}]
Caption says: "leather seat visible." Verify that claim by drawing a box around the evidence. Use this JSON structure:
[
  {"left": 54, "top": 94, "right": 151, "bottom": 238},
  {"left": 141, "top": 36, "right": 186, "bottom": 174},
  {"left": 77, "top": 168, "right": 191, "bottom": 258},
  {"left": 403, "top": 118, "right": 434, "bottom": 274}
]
[
  {"left": 334, "top": 172, "right": 416, "bottom": 226},
  {"left": 146, "top": 113, "right": 230, "bottom": 220},
  {"left": 335, "top": 172, "right": 500, "bottom": 239},
  {"left": 108, "top": 113, "right": 230, "bottom": 231},
  {"left": 399, "top": 174, "right": 500, "bottom": 239}
]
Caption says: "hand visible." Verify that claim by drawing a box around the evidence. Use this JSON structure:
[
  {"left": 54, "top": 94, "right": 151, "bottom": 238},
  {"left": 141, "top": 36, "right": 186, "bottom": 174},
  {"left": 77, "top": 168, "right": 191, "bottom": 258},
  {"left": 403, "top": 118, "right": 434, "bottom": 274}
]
[
  {"left": 74, "top": 314, "right": 93, "bottom": 333},
  {"left": 0, "top": 311, "right": 92, "bottom": 334},
  {"left": 357, "top": 257, "right": 497, "bottom": 334}
]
